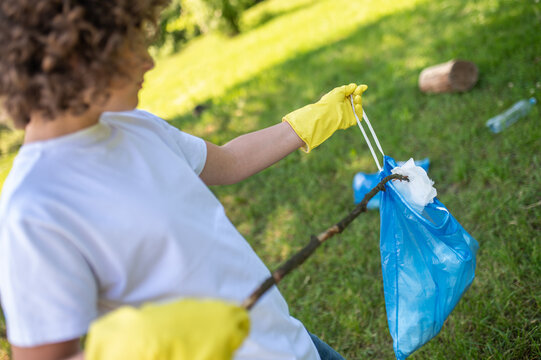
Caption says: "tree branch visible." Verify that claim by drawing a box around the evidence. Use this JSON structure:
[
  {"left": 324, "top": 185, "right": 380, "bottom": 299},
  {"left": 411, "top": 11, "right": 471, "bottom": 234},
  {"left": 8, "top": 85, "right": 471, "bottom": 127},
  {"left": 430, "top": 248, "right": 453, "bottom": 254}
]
[{"left": 242, "top": 173, "right": 408, "bottom": 310}]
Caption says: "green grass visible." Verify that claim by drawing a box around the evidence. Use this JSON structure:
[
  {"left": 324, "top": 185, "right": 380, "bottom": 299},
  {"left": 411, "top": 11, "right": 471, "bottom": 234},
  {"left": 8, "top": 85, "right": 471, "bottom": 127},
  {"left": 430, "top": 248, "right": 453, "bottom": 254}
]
[
  {"left": 1, "top": 0, "right": 540, "bottom": 358},
  {"left": 0, "top": 306, "right": 7, "bottom": 359}
]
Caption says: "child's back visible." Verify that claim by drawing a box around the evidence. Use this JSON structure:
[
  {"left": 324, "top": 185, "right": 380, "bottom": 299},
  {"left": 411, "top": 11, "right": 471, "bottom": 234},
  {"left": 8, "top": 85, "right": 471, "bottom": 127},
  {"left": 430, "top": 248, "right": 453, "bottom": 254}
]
[{"left": 0, "top": 109, "right": 318, "bottom": 358}]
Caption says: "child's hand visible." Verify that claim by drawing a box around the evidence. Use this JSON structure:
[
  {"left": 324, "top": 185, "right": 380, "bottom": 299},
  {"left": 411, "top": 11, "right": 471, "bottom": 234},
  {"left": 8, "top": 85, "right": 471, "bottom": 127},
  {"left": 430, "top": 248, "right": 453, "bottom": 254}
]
[
  {"left": 283, "top": 83, "right": 368, "bottom": 152},
  {"left": 85, "top": 299, "right": 250, "bottom": 360}
]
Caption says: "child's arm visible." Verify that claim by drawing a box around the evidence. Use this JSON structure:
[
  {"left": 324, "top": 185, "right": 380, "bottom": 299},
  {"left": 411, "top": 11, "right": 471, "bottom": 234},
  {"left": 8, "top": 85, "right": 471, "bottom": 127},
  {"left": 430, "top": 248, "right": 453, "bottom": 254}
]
[
  {"left": 11, "top": 339, "right": 83, "bottom": 360},
  {"left": 200, "top": 83, "right": 367, "bottom": 186},
  {"left": 67, "top": 352, "right": 85, "bottom": 360},
  {"left": 200, "top": 121, "right": 303, "bottom": 185}
]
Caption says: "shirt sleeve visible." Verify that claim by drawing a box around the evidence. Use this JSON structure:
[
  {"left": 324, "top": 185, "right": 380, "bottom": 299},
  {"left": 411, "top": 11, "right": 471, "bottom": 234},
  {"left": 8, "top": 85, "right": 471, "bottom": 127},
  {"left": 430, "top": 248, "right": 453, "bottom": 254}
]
[
  {"left": 133, "top": 110, "right": 208, "bottom": 175},
  {"left": 164, "top": 126, "right": 208, "bottom": 175},
  {"left": 0, "top": 215, "right": 98, "bottom": 347}
]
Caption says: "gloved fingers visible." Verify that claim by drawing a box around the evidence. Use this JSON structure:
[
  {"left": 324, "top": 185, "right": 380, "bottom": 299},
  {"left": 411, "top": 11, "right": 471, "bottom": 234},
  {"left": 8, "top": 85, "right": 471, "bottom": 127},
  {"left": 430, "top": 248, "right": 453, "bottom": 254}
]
[
  {"left": 353, "top": 94, "right": 362, "bottom": 112},
  {"left": 345, "top": 83, "right": 358, "bottom": 96},
  {"left": 354, "top": 84, "right": 368, "bottom": 96},
  {"left": 219, "top": 304, "right": 250, "bottom": 351},
  {"left": 352, "top": 84, "right": 368, "bottom": 118},
  {"left": 355, "top": 104, "right": 363, "bottom": 116}
]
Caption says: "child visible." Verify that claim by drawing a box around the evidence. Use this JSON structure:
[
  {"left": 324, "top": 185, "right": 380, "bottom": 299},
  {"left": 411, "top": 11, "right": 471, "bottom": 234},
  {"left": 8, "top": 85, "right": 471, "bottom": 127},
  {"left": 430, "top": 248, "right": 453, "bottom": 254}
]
[{"left": 0, "top": 1, "right": 366, "bottom": 359}]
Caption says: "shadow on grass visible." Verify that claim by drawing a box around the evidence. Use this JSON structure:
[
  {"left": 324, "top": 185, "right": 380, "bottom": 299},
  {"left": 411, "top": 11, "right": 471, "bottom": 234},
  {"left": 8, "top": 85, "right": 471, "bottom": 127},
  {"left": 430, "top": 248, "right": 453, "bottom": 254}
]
[{"left": 167, "top": 0, "right": 540, "bottom": 358}]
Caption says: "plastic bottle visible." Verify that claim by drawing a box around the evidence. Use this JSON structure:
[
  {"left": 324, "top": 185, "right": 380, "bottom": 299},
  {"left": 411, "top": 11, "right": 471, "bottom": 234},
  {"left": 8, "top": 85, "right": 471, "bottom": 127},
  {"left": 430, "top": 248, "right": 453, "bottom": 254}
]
[{"left": 486, "top": 98, "right": 537, "bottom": 133}]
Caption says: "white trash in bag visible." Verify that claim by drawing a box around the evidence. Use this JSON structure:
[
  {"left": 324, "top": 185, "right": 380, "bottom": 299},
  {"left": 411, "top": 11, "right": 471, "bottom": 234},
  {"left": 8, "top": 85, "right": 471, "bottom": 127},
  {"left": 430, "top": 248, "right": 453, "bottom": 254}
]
[{"left": 391, "top": 158, "right": 437, "bottom": 213}]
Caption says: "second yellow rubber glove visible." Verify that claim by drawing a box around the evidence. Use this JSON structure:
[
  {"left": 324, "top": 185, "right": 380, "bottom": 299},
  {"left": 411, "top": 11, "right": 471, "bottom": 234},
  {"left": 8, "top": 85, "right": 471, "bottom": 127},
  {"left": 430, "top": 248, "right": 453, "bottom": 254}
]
[
  {"left": 85, "top": 299, "right": 250, "bottom": 360},
  {"left": 283, "top": 83, "right": 368, "bottom": 152}
]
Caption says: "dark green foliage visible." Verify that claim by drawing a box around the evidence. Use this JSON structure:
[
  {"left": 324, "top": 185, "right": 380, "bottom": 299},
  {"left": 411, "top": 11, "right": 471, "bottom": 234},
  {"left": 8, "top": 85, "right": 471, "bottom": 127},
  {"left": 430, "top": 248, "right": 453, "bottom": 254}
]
[
  {"left": 152, "top": 0, "right": 264, "bottom": 54},
  {"left": 152, "top": 0, "right": 198, "bottom": 54},
  {"left": 184, "top": 0, "right": 262, "bottom": 35}
]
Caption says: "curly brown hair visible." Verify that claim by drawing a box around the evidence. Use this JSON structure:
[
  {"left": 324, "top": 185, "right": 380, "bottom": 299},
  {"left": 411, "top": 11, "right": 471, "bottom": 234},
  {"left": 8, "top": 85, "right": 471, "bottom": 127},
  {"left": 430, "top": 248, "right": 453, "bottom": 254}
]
[{"left": 0, "top": 0, "right": 169, "bottom": 128}]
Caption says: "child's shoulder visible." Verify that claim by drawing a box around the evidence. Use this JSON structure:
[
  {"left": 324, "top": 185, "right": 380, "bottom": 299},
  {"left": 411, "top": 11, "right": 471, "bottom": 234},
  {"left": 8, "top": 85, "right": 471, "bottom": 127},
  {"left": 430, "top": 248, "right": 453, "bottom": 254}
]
[
  {"left": 0, "top": 149, "right": 46, "bottom": 220},
  {"left": 101, "top": 109, "right": 169, "bottom": 131}
]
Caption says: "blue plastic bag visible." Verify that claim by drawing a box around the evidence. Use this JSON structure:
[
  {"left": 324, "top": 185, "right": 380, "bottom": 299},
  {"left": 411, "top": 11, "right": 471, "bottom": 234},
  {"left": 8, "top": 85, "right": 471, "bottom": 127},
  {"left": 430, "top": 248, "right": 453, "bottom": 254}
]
[
  {"left": 353, "top": 158, "right": 430, "bottom": 209},
  {"left": 379, "top": 156, "right": 478, "bottom": 359}
]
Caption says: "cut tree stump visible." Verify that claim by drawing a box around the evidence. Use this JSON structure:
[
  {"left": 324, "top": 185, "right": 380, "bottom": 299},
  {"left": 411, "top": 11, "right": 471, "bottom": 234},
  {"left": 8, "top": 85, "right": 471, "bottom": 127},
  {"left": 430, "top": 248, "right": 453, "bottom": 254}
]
[{"left": 418, "top": 59, "right": 478, "bottom": 93}]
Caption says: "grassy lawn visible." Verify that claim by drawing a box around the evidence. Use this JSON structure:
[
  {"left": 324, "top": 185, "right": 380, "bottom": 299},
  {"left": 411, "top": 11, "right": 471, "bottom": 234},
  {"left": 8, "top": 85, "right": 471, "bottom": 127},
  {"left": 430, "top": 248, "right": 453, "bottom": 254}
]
[
  {"left": 1, "top": 0, "right": 540, "bottom": 358},
  {"left": 0, "top": 306, "right": 6, "bottom": 360}
]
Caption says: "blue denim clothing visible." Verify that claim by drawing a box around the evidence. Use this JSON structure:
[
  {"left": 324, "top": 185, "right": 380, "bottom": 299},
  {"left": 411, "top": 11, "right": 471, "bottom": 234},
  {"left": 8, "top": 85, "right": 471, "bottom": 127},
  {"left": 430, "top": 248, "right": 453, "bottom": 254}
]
[{"left": 309, "top": 333, "right": 346, "bottom": 360}]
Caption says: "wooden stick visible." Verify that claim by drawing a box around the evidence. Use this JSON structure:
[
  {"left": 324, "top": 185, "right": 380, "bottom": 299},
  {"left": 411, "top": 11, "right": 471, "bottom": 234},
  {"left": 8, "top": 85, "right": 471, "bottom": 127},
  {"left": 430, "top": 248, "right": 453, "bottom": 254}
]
[{"left": 242, "top": 173, "right": 408, "bottom": 310}]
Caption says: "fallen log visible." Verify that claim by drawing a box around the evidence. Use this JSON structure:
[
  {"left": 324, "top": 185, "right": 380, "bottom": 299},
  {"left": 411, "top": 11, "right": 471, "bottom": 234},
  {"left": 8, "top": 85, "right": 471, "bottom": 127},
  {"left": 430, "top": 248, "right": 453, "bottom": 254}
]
[{"left": 419, "top": 59, "right": 478, "bottom": 93}]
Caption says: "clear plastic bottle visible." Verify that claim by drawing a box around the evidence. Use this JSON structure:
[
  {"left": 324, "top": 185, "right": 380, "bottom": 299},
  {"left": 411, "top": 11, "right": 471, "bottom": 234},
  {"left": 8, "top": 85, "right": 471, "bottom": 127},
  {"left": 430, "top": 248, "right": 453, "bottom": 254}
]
[{"left": 486, "top": 98, "right": 537, "bottom": 133}]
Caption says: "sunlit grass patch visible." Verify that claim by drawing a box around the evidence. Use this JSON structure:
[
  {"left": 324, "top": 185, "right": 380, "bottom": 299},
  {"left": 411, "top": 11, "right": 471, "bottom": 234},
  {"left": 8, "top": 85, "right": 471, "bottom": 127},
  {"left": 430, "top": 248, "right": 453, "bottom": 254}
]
[
  {"left": 0, "top": 152, "right": 16, "bottom": 194},
  {"left": 139, "top": 0, "right": 427, "bottom": 119}
]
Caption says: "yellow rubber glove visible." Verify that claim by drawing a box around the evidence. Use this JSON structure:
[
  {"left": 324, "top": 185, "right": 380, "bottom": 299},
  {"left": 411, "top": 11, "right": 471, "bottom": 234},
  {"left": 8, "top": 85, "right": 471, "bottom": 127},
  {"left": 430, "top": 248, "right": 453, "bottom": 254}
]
[
  {"left": 283, "top": 83, "right": 368, "bottom": 152},
  {"left": 282, "top": 84, "right": 368, "bottom": 152},
  {"left": 85, "top": 299, "right": 250, "bottom": 360}
]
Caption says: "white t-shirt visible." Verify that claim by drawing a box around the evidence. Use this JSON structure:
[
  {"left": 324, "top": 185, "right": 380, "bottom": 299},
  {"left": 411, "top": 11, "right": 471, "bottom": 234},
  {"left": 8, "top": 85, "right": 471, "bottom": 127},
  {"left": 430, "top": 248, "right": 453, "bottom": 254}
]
[{"left": 0, "top": 110, "right": 320, "bottom": 359}]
